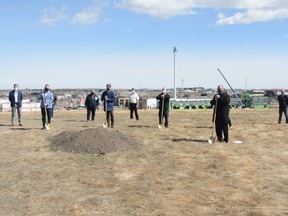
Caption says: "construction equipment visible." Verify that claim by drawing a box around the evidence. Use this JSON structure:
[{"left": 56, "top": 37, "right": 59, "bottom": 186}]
[{"left": 217, "top": 68, "right": 244, "bottom": 108}]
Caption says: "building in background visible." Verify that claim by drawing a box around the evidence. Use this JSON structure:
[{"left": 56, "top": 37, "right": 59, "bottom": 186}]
[{"left": 0, "top": 99, "right": 40, "bottom": 112}]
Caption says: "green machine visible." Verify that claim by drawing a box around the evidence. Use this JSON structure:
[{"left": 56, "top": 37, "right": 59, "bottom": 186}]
[
  {"left": 242, "top": 94, "right": 268, "bottom": 108},
  {"left": 169, "top": 99, "right": 211, "bottom": 110}
]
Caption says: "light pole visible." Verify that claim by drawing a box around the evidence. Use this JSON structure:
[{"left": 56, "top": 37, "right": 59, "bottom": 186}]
[
  {"left": 245, "top": 76, "right": 247, "bottom": 94},
  {"left": 173, "top": 46, "right": 177, "bottom": 100}
]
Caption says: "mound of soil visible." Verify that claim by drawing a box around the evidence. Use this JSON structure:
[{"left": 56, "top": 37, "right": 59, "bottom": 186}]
[{"left": 50, "top": 127, "right": 139, "bottom": 154}]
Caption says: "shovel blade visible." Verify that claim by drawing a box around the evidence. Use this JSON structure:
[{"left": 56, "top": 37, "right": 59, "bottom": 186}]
[
  {"left": 208, "top": 137, "right": 215, "bottom": 144},
  {"left": 45, "top": 124, "right": 50, "bottom": 130}
]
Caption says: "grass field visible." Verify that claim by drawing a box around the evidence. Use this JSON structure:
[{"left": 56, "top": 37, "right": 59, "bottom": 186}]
[{"left": 1, "top": 108, "right": 288, "bottom": 215}]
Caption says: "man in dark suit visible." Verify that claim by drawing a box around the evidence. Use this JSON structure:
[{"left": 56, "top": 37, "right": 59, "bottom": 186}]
[
  {"left": 156, "top": 87, "right": 171, "bottom": 128},
  {"left": 9, "top": 84, "right": 23, "bottom": 126},
  {"left": 210, "top": 85, "right": 230, "bottom": 143},
  {"left": 85, "top": 90, "right": 99, "bottom": 122},
  {"left": 278, "top": 89, "right": 288, "bottom": 124}
]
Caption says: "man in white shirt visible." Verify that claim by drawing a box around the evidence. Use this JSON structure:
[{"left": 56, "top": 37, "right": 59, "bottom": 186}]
[{"left": 129, "top": 88, "right": 140, "bottom": 120}]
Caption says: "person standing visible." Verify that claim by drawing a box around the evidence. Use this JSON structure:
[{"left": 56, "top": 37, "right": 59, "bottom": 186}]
[
  {"left": 224, "top": 88, "right": 232, "bottom": 128},
  {"left": 129, "top": 88, "right": 140, "bottom": 120},
  {"left": 50, "top": 90, "right": 57, "bottom": 120},
  {"left": 40, "top": 84, "right": 54, "bottom": 130},
  {"left": 210, "top": 85, "right": 230, "bottom": 143},
  {"left": 85, "top": 90, "right": 99, "bottom": 122},
  {"left": 9, "top": 84, "right": 23, "bottom": 126},
  {"left": 156, "top": 87, "right": 170, "bottom": 128},
  {"left": 101, "top": 84, "right": 115, "bottom": 128},
  {"left": 278, "top": 89, "right": 288, "bottom": 124}
]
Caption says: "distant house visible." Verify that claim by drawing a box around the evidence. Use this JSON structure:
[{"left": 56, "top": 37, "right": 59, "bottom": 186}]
[
  {"left": 182, "top": 87, "right": 205, "bottom": 93},
  {"left": 264, "top": 89, "right": 287, "bottom": 97}
]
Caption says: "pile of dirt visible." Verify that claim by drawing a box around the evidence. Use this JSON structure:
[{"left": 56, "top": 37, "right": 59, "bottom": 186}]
[{"left": 50, "top": 127, "right": 139, "bottom": 154}]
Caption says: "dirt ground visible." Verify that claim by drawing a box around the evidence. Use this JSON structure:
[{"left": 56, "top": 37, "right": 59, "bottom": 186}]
[
  {"left": 0, "top": 108, "right": 288, "bottom": 216},
  {"left": 50, "top": 127, "right": 139, "bottom": 154}
]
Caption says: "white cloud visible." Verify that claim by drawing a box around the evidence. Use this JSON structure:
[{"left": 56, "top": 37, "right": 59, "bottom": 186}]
[
  {"left": 71, "top": 5, "right": 102, "bottom": 25},
  {"left": 216, "top": 9, "right": 288, "bottom": 25},
  {"left": 39, "top": 6, "right": 67, "bottom": 25},
  {"left": 38, "top": 1, "right": 288, "bottom": 26},
  {"left": 115, "top": 0, "right": 196, "bottom": 19},
  {"left": 39, "top": 2, "right": 108, "bottom": 26},
  {"left": 115, "top": 0, "right": 288, "bottom": 24}
]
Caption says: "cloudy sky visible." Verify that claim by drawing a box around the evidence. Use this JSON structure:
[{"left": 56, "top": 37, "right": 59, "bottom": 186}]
[{"left": 0, "top": 0, "right": 287, "bottom": 89}]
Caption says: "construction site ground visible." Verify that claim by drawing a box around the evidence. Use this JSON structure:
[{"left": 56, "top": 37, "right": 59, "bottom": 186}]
[{"left": 0, "top": 108, "right": 287, "bottom": 215}]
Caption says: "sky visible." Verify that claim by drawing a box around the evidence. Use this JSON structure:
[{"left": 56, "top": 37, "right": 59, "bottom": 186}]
[{"left": 0, "top": 0, "right": 288, "bottom": 90}]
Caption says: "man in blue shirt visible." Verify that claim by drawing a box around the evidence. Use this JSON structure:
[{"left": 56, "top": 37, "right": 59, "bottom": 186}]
[
  {"left": 40, "top": 84, "right": 54, "bottom": 130},
  {"left": 101, "top": 84, "right": 115, "bottom": 128},
  {"left": 9, "top": 84, "right": 23, "bottom": 126}
]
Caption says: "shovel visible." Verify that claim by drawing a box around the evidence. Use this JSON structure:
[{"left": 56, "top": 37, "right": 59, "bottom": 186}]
[
  {"left": 103, "top": 99, "right": 108, "bottom": 128},
  {"left": 208, "top": 99, "right": 217, "bottom": 144},
  {"left": 42, "top": 94, "right": 50, "bottom": 130},
  {"left": 158, "top": 96, "right": 165, "bottom": 129}
]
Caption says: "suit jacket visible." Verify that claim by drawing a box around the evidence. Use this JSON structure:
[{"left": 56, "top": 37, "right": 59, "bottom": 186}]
[
  {"left": 278, "top": 95, "right": 288, "bottom": 109},
  {"left": 210, "top": 93, "right": 230, "bottom": 124},
  {"left": 156, "top": 93, "right": 170, "bottom": 111},
  {"left": 9, "top": 90, "right": 23, "bottom": 108},
  {"left": 85, "top": 93, "right": 99, "bottom": 108},
  {"left": 101, "top": 90, "right": 115, "bottom": 111}
]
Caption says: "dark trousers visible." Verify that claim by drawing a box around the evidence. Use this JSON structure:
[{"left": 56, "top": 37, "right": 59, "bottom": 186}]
[
  {"left": 41, "top": 108, "right": 52, "bottom": 127},
  {"left": 87, "top": 106, "right": 96, "bottom": 121},
  {"left": 278, "top": 108, "right": 288, "bottom": 123},
  {"left": 51, "top": 106, "right": 55, "bottom": 118},
  {"left": 215, "top": 120, "right": 229, "bottom": 142},
  {"left": 106, "top": 111, "right": 114, "bottom": 127},
  {"left": 158, "top": 109, "right": 169, "bottom": 127},
  {"left": 130, "top": 103, "right": 139, "bottom": 119}
]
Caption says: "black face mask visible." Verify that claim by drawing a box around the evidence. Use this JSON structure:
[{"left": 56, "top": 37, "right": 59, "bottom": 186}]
[
  {"left": 218, "top": 89, "right": 224, "bottom": 94},
  {"left": 45, "top": 88, "right": 49, "bottom": 92}
]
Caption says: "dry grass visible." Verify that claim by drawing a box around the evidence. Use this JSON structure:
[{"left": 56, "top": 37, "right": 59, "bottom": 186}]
[{"left": 0, "top": 108, "right": 288, "bottom": 215}]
